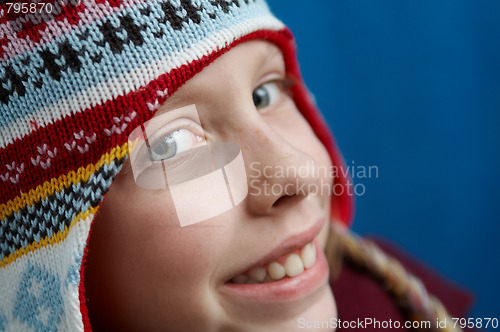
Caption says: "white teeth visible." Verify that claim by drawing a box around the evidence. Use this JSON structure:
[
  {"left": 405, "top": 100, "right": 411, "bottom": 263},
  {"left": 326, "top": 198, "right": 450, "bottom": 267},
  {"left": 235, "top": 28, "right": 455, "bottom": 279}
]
[
  {"left": 301, "top": 243, "right": 316, "bottom": 269},
  {"left": 284, "top": 253, "right": 304, "bottom": 277},
  {"left": 267, "top": 262, "right": 286, "bottom": 280},
  {"left": 262, "top": 274, "right": 274, "bottom": 283},
  {"left": 248, "top": 267, "right": 267, "bottom": 282},
  {"left": 230, "top": 241, "right": 317, "bottom": 284}
]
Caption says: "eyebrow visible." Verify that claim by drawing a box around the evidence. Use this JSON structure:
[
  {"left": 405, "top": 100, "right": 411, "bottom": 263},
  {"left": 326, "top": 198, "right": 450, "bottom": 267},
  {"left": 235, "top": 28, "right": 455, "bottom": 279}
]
[
  {"left": 154, "top": 43, "right": 283, "bottom": 117},
  {"left": 261, "top": 43, "right": 283, "bottom": 66},
  {"left": 267, "top": 43, "right": 282, "bottom": 58},
  {"left": 154, "top": 92, "right": 182, "bottom": 117}
]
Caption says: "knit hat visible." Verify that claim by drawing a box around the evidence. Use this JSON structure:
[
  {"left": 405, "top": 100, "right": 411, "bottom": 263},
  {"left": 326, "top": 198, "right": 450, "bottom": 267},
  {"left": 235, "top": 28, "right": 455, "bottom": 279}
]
[{"left": 0, "top": 0, "right": 353, "bottom": 330}]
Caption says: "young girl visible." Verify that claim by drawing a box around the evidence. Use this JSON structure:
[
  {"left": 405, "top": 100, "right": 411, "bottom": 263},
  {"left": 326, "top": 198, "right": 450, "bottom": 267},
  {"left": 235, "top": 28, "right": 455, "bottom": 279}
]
[{"left": 0, "top": 0, "right": 473, "bottom": 331}]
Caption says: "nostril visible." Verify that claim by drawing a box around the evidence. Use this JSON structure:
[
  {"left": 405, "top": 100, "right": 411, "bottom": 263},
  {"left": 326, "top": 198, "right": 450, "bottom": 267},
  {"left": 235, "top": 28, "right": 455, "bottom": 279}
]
[{"left": 272, "top": 194, "right": 300, "bottom": 208}]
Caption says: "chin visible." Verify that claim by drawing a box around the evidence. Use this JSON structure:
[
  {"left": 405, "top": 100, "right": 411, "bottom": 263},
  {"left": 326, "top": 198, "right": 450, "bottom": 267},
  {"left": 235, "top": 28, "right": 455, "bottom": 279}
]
[
  {"left": 232, "top": 284, "right": 337, "bottom": 332},
  {"left": 288, "top": 284, "right": 337, "bottom": 332}
]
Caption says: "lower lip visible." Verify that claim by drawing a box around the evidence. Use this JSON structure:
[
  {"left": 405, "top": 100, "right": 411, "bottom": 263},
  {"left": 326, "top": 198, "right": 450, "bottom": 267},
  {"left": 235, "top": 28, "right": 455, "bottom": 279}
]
[{"left": 219, "top": 241, "right": 329, "bottom": 304}]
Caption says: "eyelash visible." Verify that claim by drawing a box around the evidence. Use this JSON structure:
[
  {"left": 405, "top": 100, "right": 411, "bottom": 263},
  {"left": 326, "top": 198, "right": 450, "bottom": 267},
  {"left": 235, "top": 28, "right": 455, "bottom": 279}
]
[
  {"left": 279, "top": 76, "right": 296, "bottom": 90},
  {"left": 132, "top": 119, "right": 204, "bottom": 173},
  {"left": 131, "top": 76, "right": 296, "bottom": 173},
  {"left": 254, "top": 76, "right": 296, "bottom": 110},
  {"left": 258, "top": 76, "right": 296, "bottom": 96}
]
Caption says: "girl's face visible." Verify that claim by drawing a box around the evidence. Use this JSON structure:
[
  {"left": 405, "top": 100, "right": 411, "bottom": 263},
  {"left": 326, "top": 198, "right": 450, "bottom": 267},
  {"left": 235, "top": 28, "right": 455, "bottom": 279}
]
[{"left": 85, "top": 40, "right": 337, "bottom": 331}]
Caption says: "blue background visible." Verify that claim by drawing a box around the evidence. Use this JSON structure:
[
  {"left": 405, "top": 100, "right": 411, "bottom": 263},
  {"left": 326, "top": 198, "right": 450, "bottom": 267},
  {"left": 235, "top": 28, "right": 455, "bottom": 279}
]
[{"left": 268, "top": 0, "right": 500, "bottom": 320}]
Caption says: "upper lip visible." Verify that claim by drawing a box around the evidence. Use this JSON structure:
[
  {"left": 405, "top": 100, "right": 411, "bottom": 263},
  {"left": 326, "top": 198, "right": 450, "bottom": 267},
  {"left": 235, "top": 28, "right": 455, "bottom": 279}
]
[{"left": 223, "top": 217, "right": 325, "bottom": 283}]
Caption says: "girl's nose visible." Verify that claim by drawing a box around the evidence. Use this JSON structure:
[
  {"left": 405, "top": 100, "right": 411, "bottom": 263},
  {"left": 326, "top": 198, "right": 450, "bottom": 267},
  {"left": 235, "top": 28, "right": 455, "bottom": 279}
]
[{"left": 235, "top": 115, "right": 323, "bottom": 216}]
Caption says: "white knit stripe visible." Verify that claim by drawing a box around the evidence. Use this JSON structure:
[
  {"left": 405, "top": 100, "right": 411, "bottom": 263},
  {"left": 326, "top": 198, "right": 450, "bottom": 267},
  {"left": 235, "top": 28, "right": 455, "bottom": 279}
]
[
  {"left": 0, "top": 15, "right": 284, "bottom": 149},
  {"left": 0, "top": 213, "right": 93, "bottom": 332},
  {"left": 1, "top": 0, "right": 274, "bottom": 126},
  {"left": 0, "top": 0, "right": 147, "bottom": 62}
]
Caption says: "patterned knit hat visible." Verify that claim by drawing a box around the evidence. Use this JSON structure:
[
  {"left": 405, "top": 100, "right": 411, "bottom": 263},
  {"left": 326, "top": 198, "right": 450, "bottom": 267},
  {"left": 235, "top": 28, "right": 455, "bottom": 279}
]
[{"left": 0, "top": 0, "right": 353, "bottom": 330}]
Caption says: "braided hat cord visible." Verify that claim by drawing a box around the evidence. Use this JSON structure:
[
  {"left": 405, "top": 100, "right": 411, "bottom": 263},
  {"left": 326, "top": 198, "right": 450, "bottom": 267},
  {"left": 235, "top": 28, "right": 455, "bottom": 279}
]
[{"left": 330, "top": 223, "right": 462, "bottom": 332}]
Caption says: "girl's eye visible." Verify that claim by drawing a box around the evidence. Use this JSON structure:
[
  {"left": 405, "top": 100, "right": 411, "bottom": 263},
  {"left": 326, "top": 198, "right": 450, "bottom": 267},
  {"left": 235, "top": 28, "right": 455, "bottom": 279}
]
[
  {"left": 252, "top": 81, "right": 282, "bottom": 110},
  {"left": 148, "top": 129, "right": 201, "bottom": 161}
]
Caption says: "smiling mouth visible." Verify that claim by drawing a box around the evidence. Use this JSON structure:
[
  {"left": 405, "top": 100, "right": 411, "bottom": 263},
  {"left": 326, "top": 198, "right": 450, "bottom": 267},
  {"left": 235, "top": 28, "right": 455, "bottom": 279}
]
[{"left": 227, "top": 241, "right": 317, "bottom": 285}]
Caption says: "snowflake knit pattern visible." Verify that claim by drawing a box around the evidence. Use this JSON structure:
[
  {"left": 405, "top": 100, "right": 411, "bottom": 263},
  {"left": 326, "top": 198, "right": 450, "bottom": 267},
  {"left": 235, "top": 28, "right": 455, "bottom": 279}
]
[{"left": 0, "top": 0, "right": 352, "bottom": 331}]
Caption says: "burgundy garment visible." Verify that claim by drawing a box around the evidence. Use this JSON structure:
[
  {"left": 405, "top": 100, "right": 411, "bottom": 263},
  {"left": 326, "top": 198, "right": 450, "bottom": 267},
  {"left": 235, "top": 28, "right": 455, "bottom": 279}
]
[{"left": 331, "top": 237, "right": 475, "bottom": 331}]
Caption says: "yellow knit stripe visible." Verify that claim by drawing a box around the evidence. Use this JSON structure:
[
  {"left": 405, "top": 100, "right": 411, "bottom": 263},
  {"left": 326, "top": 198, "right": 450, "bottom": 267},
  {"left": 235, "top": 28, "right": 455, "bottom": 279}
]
[
  {"left": 0, "top": 143, "right": 128, "bottom": 221},
  {"left": 0, "top": 206, "right": 98, "bottom": 269}
]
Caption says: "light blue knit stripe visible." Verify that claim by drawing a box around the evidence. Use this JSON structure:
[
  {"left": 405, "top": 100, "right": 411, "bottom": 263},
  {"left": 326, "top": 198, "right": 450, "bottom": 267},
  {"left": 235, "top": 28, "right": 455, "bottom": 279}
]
[
  {"left": 0, "top": 158, "right": 124, "bottom": 261},
  {"left": 0, "top": 0, "right": 275, "bottom": 127}
]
